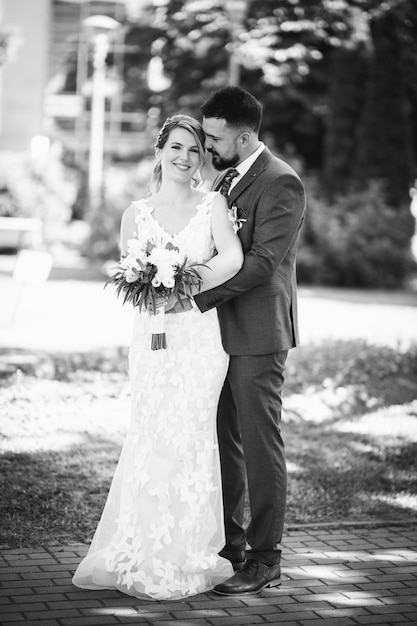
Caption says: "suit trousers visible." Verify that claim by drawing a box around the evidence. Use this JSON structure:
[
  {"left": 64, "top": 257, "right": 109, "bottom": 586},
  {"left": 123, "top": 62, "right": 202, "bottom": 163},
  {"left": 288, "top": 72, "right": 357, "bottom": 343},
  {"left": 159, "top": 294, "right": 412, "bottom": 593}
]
[{"left": 217, "top": 350, "right": 288, "bottom": 566}]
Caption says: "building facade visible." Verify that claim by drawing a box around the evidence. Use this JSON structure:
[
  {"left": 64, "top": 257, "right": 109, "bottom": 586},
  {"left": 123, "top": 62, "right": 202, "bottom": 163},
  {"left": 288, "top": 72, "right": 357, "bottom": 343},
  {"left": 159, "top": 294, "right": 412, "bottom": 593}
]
[
  {"left": 0, "top": 0, "right": 51, "bottom": 150},
  {"left": 0, "top": 0, "right": 142, "bottom": 156}
]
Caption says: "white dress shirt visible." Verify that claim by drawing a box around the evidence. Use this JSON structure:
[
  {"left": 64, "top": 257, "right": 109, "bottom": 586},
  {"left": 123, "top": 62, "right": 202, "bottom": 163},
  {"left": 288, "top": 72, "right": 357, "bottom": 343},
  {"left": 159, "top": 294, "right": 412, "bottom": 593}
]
[{"left": 228, "top": 142, "right": 265, "bottom": 193}]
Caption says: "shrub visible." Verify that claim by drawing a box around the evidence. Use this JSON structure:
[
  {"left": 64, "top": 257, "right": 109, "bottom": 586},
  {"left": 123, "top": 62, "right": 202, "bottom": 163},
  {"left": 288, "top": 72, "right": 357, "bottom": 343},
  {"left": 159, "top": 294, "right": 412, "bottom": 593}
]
[
  {"left": 85, "top": 158, "right": 154, "bottom": 260},
  {"left": 0, "top": 150, "right": 78, "bottom": 248},
  {"left": 297, "top": 178, "right": 416, "bottom": 288}
]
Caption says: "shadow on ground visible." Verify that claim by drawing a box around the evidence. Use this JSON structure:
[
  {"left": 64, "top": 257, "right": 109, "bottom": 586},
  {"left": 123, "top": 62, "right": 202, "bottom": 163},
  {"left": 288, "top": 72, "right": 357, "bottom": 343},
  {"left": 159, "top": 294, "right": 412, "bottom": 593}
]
[{"left": 1, "top": 339, "right": 417, "bottom": 548}]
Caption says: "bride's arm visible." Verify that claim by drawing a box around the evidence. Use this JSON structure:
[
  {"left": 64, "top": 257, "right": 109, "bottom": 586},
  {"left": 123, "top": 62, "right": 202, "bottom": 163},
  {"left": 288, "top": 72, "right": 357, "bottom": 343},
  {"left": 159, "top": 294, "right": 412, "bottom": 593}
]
[
  {"left": 197, "top": 193, "right": 244, "bottom": 293},
  {"left": 119, "top": 204, "right": 136, "bottom": 258}
]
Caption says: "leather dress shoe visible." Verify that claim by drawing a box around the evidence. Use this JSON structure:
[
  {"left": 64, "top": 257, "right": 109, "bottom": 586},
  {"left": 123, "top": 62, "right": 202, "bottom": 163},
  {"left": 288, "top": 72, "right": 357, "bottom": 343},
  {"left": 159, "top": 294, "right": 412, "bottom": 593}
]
[{"left": 214, "top": 559, "right": 281, "bottom": 596}]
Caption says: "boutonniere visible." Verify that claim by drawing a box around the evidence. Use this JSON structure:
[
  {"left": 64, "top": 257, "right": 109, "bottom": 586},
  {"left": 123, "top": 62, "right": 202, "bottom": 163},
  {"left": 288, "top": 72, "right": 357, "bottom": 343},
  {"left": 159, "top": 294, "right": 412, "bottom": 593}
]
[{"left": 228, "top": 204, "right": 247, "bottom": 234}]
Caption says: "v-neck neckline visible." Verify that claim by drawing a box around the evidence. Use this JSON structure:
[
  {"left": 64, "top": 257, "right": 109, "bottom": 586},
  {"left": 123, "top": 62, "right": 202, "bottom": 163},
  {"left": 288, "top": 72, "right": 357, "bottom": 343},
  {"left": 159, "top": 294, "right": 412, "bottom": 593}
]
[{"left": 142, "top": 195, "right": 207, "bottom": 237}]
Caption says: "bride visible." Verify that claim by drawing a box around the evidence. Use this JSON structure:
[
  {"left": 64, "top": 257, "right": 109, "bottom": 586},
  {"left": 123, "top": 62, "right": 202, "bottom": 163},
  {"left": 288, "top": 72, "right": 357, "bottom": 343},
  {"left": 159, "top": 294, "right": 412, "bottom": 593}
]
[{"left": 72, "top": 114, "right": 243, "bottom": 600}]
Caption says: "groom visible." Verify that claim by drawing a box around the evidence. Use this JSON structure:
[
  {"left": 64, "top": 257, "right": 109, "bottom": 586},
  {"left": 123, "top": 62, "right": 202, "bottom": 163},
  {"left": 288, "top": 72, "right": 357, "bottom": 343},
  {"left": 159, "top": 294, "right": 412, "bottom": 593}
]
[{"left": 194, "top": 87, "right": 306, "bottom": 595}]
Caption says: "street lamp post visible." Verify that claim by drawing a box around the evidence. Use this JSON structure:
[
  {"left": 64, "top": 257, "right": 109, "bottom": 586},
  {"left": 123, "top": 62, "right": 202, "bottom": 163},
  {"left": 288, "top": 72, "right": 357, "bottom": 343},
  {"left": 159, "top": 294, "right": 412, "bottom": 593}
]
[
  {"left": 83, "top": 15, "right": 119, "bottom": 216},
  {"left": 225, "top": 0, "right": 248, "bottom": 86}
]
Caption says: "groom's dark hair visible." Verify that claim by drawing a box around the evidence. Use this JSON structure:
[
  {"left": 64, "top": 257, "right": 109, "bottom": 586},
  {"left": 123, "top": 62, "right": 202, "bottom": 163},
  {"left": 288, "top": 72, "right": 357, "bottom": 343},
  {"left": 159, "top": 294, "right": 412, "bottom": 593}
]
[{"left": 201, "top": 86, "right": 262, "bottom": 133}]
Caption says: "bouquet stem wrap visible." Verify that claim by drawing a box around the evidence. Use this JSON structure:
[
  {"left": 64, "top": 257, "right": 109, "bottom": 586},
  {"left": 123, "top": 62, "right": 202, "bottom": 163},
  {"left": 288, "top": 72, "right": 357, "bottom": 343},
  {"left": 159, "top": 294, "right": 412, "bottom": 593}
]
[{"left": 150, "top": 304, "right": 167, "bottom": 350}]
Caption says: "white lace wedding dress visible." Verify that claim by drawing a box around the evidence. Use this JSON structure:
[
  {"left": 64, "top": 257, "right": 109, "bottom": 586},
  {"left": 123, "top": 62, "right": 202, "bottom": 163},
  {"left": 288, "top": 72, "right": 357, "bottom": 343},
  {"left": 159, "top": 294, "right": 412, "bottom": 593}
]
[{"left": 72, "top": 192, "right": 233, "bottom": 600}]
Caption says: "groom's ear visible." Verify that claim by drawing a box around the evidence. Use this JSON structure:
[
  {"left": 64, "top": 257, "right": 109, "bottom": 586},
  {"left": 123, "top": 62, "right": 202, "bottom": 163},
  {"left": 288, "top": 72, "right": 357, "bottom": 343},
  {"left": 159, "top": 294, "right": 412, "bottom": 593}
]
[{"left": 238, "top": 132, "right": 251, "bottom": 147}]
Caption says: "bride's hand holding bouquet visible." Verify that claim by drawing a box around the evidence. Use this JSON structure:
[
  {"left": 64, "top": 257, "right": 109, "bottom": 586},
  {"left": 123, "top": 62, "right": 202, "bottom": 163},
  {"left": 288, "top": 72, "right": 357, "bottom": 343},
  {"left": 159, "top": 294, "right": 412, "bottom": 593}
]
[{"left": 106, "top": 237, "right": 205, "bottom": 350}]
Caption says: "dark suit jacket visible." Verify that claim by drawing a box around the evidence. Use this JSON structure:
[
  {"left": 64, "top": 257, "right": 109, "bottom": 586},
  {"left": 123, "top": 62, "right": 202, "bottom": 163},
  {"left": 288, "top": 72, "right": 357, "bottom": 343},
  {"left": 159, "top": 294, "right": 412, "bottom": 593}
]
[{"left": 194, "top": 147, "right": 306, "bottom": 356}]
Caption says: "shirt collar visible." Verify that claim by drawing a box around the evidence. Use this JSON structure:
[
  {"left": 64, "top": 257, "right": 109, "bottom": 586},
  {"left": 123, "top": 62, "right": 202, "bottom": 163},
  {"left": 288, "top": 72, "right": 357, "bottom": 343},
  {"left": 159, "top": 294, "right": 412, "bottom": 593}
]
[{"left": 235, "top": 142, "right": 265, "bottom": 178}]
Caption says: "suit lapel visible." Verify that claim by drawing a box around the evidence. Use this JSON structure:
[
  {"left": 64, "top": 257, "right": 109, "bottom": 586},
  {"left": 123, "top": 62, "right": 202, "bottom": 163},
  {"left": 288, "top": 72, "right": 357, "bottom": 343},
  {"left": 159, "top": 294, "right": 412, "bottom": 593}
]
[{"left": 228, "top": 147, "right": 273, "bottom": 205}]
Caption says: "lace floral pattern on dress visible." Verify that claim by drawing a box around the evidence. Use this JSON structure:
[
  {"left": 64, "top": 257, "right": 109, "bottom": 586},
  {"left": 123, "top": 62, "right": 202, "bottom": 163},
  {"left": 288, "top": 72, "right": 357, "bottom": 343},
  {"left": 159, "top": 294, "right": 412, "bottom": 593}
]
[{"left": 72, "top": 192, "right": 233, "bottom": 600}]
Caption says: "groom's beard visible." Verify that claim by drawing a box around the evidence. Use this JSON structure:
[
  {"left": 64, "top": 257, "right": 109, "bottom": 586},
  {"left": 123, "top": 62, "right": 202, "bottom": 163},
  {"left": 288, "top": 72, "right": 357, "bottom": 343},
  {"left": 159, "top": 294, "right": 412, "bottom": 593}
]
[{"left": 208, "top": 149, "right": 240, "bottom": 171}]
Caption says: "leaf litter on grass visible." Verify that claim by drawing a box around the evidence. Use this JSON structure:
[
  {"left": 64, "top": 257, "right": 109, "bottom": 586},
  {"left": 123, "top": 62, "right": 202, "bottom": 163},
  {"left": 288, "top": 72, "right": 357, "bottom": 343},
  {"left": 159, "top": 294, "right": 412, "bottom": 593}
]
[{"left": 0, "top": 340, "right": 417, "bottom": 548}]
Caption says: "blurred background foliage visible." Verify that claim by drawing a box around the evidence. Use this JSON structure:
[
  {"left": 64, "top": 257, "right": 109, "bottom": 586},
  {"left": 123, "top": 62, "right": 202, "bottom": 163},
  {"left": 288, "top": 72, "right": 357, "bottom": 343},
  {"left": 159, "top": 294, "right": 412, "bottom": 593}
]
[{"left": 0, "top": 0, "right": 417, "bottom": 287}]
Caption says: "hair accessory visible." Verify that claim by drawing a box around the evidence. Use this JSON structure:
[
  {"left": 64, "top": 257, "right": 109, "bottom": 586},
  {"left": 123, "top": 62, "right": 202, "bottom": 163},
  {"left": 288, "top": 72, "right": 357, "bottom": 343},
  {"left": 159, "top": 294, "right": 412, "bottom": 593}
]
[{"left": 155, "top": 116, "right": 173, "bottom": 148}]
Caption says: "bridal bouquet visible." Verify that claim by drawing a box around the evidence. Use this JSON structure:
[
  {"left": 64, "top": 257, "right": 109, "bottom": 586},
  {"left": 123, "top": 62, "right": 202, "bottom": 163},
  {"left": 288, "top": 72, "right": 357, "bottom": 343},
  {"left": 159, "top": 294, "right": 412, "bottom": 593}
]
[{"left": 106, "top": 238, "right": 205, "bottom": 350}]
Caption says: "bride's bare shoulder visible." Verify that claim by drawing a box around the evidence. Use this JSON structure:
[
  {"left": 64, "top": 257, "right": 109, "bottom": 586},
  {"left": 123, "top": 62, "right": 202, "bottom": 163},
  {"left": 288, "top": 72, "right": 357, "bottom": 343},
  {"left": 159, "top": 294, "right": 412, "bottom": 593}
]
[
  {"left": 122, "top": 198, "right": 149, "bottom": 219},
  {"left": 192, "top": 188, "right": 212, "bottom": 204},
  {"left": 120, "top": 203, "right": 137, "bottom": 236},
  {"left": 122, "top": 204, "right": 133, "bottom": 217},
  {"left": 196, "top": 189, "right": 226, "bottom": 209}
]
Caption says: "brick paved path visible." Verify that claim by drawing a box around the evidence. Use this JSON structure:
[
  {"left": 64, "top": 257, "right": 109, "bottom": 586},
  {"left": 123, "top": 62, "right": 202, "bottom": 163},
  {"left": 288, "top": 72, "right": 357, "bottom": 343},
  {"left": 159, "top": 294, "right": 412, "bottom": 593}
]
[{"left": 1, "top": 524, "right": 416, "bottom": 626}]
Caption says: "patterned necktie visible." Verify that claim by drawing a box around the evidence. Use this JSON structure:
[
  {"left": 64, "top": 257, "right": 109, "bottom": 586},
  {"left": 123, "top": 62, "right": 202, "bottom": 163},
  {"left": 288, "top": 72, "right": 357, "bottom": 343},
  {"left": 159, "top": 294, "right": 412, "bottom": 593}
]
[{"left": 219, "top": 168, "right": 239, "bottom": 196}]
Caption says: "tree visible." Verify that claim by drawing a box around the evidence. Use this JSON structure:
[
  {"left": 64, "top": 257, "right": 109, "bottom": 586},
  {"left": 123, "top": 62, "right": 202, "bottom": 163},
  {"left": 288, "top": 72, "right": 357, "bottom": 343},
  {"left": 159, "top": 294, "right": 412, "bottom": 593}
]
[
  {"left": 323, "top": 39, "right": 369, "bottom": 197},
  {"left": 354, "top": 8, "right": 414, "bottom": 206},
  {"left": 55, "top": 0, "right": 417, "bottom": 205}
]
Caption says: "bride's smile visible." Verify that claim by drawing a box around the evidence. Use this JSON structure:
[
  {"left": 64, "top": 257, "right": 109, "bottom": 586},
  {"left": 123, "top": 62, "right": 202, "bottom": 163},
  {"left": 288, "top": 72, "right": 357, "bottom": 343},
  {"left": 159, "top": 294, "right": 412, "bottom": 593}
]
[{"left": 173, "top": 162, "right": 191, "bottom": 171}]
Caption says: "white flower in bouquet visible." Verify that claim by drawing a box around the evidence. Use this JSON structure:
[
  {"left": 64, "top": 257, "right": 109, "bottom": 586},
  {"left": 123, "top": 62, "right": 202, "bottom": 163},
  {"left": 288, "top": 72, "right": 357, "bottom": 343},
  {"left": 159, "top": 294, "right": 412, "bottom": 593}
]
[
  {"left": 126, "top": 237, "right": 146, "bottom": 258},
  {"left": 123, "top": 254, "right": 140, "bottom": 271},
  {"left": 151, "top": 261, "right": 176, "bottom": 288},
  {"left": 125, "top": 269, "right": 138, "bottom": 283},
  {"left": 148, "top": 246, "right": 185, "bottom": 268},
  {"left": 162, "top": 277, "right": 175, "bottom": 288},
  {"left": 120, "top": 250, "right": 142, "bottom": 283}
]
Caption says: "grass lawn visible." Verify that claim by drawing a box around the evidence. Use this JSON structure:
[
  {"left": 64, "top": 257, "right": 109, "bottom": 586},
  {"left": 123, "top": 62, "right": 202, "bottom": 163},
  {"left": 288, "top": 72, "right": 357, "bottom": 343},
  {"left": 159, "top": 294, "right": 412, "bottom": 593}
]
[{"left": 1, "top": 340, "right": 417, "bottom": 549}]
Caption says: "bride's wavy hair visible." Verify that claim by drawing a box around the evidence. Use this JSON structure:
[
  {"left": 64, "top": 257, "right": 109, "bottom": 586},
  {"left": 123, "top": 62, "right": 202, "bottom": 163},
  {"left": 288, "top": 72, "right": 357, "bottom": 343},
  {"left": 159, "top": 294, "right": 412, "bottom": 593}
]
[{"left": 148, "top": 114, "right": 206, "bottom": 194}]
